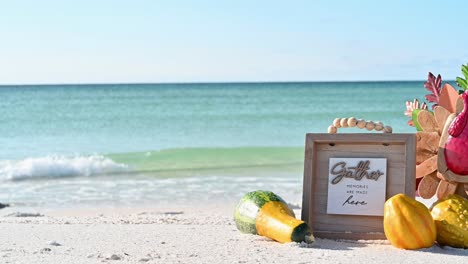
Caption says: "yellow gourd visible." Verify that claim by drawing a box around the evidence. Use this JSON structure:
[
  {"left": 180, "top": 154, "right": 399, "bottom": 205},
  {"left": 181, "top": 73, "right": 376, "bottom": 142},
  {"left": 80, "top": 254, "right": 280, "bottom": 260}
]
[
  {"left": 234, "top": 190, "right": 314, "bottom": 243},
  {"left": 430, "top": 194, "right": 468, "bottom": 248},
  {"left": 383, "top": 193, "right": 436, "bottom": 249}
]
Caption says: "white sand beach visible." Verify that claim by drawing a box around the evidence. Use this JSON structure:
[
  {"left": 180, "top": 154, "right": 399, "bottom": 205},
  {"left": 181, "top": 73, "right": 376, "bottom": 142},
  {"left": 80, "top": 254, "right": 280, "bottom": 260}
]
[
  {"left": 3, "top": 1, "right": 468, "bottom": 263},
  {"left": 0, "top": 204, "right": 466, "bottom": 264}
]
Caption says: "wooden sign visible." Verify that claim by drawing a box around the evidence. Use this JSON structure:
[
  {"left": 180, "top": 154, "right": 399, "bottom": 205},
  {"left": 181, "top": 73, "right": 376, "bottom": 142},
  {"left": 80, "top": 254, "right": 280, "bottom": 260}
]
[
  {"left": 327, "top": 158, "right": 387, "bottom": 216},
  {"left": 302, "top": 133, "right": 416, "bottom": 240}
]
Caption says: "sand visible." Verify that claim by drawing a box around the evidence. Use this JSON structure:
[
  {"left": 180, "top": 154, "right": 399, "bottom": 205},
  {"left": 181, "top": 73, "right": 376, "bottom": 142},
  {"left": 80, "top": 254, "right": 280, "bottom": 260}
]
[{"left": 0, "top": 204, "right": 466, "bottom": 264}]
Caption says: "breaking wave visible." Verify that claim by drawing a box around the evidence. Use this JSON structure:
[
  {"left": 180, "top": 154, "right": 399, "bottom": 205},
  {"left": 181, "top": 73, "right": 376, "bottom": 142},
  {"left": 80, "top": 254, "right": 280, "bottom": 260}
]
[
  {"left": 0, "top": 147, "right": 304, "bottom": 181},
  {"left": 0, "top": 155, "right": 128, "bottom": 181}
]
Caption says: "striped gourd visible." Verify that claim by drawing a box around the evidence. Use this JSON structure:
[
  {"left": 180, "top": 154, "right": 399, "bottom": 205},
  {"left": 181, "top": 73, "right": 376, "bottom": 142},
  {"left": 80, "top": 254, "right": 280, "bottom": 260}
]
[
  {"left": 234, "top": 190, "right": 314, "bottom": 243},
  {"left": 383, "top": 193, "right": 436, "bottom": 249}
]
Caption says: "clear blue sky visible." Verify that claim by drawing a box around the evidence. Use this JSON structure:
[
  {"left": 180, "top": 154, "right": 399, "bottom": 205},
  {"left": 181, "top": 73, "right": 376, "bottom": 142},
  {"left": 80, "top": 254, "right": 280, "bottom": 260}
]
[{"left": 0, "top": 0, "right": 467, "bottom": 84}]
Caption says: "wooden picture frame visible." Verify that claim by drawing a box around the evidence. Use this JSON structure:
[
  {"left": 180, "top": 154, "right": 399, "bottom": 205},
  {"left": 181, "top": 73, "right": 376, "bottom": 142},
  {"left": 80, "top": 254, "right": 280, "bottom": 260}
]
[{"left": 301, "top": 133, "right": 416, "bottom": 240}]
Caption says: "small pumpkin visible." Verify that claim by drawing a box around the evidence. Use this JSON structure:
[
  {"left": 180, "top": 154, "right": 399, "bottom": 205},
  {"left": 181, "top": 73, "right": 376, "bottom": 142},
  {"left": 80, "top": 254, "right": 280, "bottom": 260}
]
[
  {"left": 234, "top": 190, "right": 314, "bottom": 243},
  {"left": 383, "top": 193, "right": 436, "bottom": 249},
  {"left": 430, "top": 194, "right": 468, "bottom": 248}
]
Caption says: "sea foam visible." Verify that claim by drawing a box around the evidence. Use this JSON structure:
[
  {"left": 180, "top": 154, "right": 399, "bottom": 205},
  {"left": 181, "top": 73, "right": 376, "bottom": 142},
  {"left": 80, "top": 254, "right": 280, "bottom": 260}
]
[{"left": 0, "top": 155, "right": 128, "bottom": 181}]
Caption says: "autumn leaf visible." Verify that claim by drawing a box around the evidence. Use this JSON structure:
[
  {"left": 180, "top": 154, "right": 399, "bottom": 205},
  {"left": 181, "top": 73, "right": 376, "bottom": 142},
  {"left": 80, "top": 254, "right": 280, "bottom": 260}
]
[{"left": 423, "top": 72, "right": 442, "bottom": 109}]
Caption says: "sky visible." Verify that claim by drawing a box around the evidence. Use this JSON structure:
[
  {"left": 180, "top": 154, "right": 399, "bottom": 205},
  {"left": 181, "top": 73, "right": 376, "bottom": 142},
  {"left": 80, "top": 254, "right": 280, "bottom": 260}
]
[{"left": 0, "top": 0, "right": 467, "bottom": 84}]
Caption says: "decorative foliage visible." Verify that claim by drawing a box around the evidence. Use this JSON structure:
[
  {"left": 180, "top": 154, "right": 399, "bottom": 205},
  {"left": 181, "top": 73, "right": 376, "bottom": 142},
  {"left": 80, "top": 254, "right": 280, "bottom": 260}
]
[
  {"left": 456, "top": 64, "right": 468, "bottom": 92},
  {"left": 404, "top": 99, "right": 428, "bottom": 126},
  {"left": 406, "top": 65, "right": 468, "bottom": 201},
  {"left": 424, "top": 72, "right": 442, "bottom": 109}
]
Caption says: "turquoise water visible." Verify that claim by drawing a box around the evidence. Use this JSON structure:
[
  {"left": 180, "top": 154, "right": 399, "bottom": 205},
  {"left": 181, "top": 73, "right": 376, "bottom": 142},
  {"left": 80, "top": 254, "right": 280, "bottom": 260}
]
[{"left": 0, "top": 82, "right": 430, "bottom": 208}]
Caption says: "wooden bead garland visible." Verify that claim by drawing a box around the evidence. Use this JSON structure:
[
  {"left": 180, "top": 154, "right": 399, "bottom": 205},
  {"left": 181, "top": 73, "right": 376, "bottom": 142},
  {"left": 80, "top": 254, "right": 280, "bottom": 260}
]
[{"left": 327, "top": 118, "right": 392, "bottom": 134}]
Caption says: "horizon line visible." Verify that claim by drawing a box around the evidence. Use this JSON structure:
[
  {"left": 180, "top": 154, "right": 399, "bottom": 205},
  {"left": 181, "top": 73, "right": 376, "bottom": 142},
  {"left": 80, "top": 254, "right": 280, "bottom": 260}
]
[{"left": 0, "top": 79, "right": 457, "bottom": 87}]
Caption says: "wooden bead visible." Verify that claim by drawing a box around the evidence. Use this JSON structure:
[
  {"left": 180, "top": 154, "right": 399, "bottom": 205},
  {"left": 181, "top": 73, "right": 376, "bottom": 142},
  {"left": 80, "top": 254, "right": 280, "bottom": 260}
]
[
  {"left": 384, "top": 126, "right": 393, "bottom": 133},
  {"left": 365, "top": 121, "right": 375, "bottom": 131},
  {"left": 356, "top": 119, "right": 366, "bottom": 129},
  {"left": 347, "top": 117, "right": 357, "bottom": 127},
  {"left": 340, "top": 118, "right": 349, "bottom": 128},
  {"left": 374, "top": 121, "right": 384, "bottom": 131},
  {"left": 333, "top": 118, "right": 342, "bottom": 128},
  {"left": 328, "top": 125, "right": 337, "bottom": 134}
]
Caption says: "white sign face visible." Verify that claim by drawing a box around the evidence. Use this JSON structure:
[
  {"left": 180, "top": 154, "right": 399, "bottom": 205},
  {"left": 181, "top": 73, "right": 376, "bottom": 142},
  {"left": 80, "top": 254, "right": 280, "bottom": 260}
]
[{"left": 327, "top": 158, "right": 387, "bottom": 216}]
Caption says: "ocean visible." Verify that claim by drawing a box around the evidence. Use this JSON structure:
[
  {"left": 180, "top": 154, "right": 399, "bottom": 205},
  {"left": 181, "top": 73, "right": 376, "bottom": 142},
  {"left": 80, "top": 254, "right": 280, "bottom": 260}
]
[{"left": 0, "top": 82, "right": 432, "bottom": 209}]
